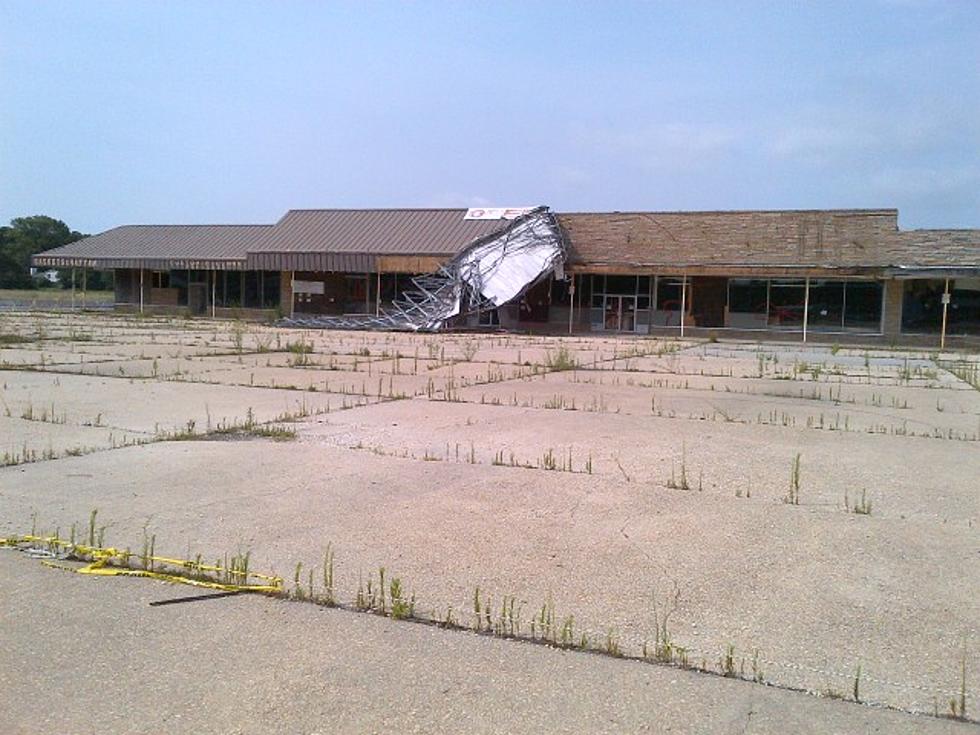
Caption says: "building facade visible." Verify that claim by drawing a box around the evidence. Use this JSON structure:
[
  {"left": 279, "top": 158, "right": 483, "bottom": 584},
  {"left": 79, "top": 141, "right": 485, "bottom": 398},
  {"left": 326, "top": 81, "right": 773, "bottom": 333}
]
[{"left": 32, "top": 207, "right": 980, "bottom": 344}]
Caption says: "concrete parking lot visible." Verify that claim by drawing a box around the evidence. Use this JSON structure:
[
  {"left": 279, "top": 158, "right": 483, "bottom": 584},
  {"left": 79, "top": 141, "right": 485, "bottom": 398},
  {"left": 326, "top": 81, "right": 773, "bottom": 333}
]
[{"left": 1, "top": 311, "right": 977, "bottom": 731}]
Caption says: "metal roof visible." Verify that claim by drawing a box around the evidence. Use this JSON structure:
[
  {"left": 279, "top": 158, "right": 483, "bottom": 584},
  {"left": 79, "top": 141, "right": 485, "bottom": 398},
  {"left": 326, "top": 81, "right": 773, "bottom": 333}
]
[
  {"left": 31, "top": 225, "right": 274, "bottom": 270},
  {"left": 245, "top": 209, "right": 513, "bottom": 271},
  {"left": 29, "top": 208, "right": 980, "bottom": 275}
]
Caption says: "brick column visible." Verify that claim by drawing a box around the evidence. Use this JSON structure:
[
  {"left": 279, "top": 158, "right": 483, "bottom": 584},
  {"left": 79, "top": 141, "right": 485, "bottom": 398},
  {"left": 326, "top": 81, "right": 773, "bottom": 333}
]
[
  {"left": 882, "top": 279, "right": 904, "bottom": 337},
  {"left": 279, "top": 271, "right": 293, "bottom": 316}
]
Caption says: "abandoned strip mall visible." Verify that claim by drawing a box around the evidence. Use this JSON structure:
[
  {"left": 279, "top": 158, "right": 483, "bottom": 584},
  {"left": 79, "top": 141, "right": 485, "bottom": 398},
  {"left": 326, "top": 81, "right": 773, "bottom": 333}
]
[{"left": 32, "top": 206, "right": 980, "bottom": 344}]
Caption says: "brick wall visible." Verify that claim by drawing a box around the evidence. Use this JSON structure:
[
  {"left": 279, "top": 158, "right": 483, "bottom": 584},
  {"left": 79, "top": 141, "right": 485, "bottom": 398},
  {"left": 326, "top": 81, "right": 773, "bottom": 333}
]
[
  {"left": 280, "top": 271, "right": 293, "bottom": 315},
  {"left": 559, "top": 210, "right": 903, "bottom": 269}
]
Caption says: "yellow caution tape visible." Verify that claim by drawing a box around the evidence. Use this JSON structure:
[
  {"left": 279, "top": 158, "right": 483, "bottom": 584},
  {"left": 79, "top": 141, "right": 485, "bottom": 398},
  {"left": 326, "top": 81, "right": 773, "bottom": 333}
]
[{"left": 1, "top": 534, "right": 283, "bottom": 594}]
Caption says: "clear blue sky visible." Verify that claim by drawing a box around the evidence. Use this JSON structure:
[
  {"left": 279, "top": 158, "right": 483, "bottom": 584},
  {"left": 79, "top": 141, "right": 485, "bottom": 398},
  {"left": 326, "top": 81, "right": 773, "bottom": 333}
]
[{"left": 1, "top": 1, "right": 978, "bottom": 233}]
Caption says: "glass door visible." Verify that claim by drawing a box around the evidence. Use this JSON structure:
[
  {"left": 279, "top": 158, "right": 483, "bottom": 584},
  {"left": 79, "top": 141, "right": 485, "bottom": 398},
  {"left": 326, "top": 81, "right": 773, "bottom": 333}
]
[
  {"left": 620, "top": 296, "right": 636, "bottom": 331},
  {"left": 603, "top": 296, "right": 636, "bottom": 331}
]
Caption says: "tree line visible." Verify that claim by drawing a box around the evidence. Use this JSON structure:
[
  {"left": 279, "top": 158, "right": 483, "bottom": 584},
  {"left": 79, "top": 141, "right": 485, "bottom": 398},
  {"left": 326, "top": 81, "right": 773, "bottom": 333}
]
[{"left": 0, "top": 215, "right": 112, "bottom": 290}]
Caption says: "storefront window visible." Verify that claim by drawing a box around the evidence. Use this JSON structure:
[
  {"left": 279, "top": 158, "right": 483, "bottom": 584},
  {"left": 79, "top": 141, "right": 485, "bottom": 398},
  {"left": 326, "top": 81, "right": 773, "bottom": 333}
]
[
  {"left": 224, "top": 271, "right": 242, "bottom": 307},
  {"left": 728, "top": 280, "right": 768, "bottom": 314},
  {"left": 656, "top": 278, "right": 685, "bottom": 311},
  {"left": 243, "top": 271, "right": 261, "bottom": 308},
  {"left": 842, "top": 281, "right": 882, "bottom": 330},
  {"left": 168, "top": 270, "right": 189, "bottom": 305},
  {"left": 768, "top": 280, "right": 805, "bottom": 327},
  {"left": 806, "top": 280, "right": 844, "bottom": 328},
  {"left": 902, "top": 279, "right": 980, "bottom": 334},
  {"left": 261, "top": 272, "right": 280, "bottom": 309}
]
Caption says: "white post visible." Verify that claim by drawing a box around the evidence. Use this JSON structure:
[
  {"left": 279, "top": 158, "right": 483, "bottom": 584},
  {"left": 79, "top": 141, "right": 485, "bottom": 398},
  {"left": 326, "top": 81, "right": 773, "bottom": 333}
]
[
  {"left": 71, "top": 268, "right": 76, "bottom": 311},
  {"left": 139, "top": 268, "right": 144, "bottom": 314},
  {"left": 568, "top": 274, "right": 575, "bottom": 335},
  {"left": 802, "top": 276, "right": 810, "bottom": 343},
  {"left": 679, "top": 274, "right": 687, "bottom": 338},
  {"left": 81, "top": 268, "right": 87, "bottom": 310},
  {"left": 211, "top": 272, "right": 217, "bottom": 318},
  {"left": 290, "top": 271, "right": 295, "bottom": 318},
  {"left": 940, "top": 278, "right": 950, "bottom": 350},
  {"left": 376, "top": 271, "right": 381, "bottom": 316}
]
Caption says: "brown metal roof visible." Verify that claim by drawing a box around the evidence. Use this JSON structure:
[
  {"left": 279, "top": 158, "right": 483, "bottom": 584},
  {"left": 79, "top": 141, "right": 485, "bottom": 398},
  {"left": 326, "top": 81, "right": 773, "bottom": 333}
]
[
  {"left": 246, "top": 209, "right": 513, "bottom": 271},
  {"left": 29, "top": 208, "right": 980, "bottom": 276},
  {"left": 31, "top": 225, "right": 273, "bottom": 270}
]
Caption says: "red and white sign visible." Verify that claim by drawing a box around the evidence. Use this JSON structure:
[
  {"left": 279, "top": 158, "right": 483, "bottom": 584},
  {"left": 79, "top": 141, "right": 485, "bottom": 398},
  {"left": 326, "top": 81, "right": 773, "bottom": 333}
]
[{"left": 464, "top": 207, "right": 535, "bottom": 221}]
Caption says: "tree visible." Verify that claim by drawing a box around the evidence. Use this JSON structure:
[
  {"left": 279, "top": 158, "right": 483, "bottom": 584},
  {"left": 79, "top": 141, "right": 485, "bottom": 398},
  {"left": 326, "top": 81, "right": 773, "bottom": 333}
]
[{"left": 0, "top": 215, "right": 86, "bottom": 289}]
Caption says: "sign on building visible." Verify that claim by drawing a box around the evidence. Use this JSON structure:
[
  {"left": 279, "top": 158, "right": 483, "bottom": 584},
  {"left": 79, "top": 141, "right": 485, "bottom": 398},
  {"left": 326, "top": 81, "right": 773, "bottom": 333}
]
[
  {"left": 464, "top": 207, "right": 535, "bottom": 221},
  {"left": 292, "top": 280, "right": 325, "bottom": 295}
]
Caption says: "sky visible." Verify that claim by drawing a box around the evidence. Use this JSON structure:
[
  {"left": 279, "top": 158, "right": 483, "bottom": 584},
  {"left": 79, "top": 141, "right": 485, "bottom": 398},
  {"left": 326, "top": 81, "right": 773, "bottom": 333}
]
[{"left": 1, "top": 1, "right": 978, "bottom": 233}]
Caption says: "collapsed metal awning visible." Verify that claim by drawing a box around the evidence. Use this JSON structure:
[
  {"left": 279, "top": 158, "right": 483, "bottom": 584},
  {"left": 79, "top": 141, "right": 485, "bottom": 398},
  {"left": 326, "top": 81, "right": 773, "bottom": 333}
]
[{"left": 279, "top": 206, "right": 567, "bottom": 331}]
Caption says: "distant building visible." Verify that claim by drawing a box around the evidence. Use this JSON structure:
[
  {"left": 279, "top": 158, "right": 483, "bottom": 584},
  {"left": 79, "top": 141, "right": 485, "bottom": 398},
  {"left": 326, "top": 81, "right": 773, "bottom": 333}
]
[
  {"left": 32, "top": 207, "right": 980, "bottom": 344},
  {"left": 29, "top": 267, "right": 61, "bottom": 284}
]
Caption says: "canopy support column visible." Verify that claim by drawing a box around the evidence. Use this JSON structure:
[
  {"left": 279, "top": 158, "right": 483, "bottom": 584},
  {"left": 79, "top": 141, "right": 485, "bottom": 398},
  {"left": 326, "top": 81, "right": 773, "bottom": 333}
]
[
  {"left": 940, "top": 278, "right": 950, "bottom": 350},
  {"left": 802, "top": 276, "right": 810, "bottom": 342},
  {"left": 568, "top": 274, "right": 575, "bottom": 335},
  {"left": 679, "top": 274, "right": 687, "bottom": 338}
]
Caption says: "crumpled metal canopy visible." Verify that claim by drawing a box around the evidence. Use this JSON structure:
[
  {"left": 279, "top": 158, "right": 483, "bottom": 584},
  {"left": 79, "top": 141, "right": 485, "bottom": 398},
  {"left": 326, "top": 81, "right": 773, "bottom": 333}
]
[{"left": 280, "top": 206, "right": 566, "bottom": 331}]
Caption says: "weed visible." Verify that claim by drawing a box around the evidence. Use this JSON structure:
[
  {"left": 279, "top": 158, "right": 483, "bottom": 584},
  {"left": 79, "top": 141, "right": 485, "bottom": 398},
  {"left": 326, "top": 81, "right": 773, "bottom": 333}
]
[
  {"left": 751, "top": 649, "right": 764, "bottom": 683},
  {"left": 88, "top": 509, "right": 98, "bottom": 547},
  {"left": 254, "top": 332, "right": 274, "bottom": 353},
  {"left": 666, "top": 443, "right": 693, "bottom": 491},
  {"left": 784, "top": 453, "right": 801, "bottom": 505},
  {"left": 559, "top": 615, "right": 574, "bottom": 646},
  {"left": 293, "top": 561, "right": 306, "bottom": 600},
  {"left": 140, "top": 528, "right": 156, "bottom": 571},
  {"left": 322, "top": 544, "right": 335, "bottom": 605},
  {"left": 844, "top": 489, "right": 873, "bottom": 515},
  {"left": 389, "top": 577, "right": 414, "bottom": 620},
  {"left": 720, "top": 644, "right": 736, "bottom": 677},
  {"left": 651, "top": 582, "right": 682, "bottom": 664},
  {"left": 604, "top": 629, "right": 622, "bottom": 657},
  {"left": 950, "top": 646, "right": 968, "bottom": 720},
  {"left": 679, "top": 442, "right": 690, "bottom": 490},
  {"left": 231, "top": 321, "right": 245, "bottom": 353},
  {"left": 545, "top": 346, "right": 577, "bottom": 371}
]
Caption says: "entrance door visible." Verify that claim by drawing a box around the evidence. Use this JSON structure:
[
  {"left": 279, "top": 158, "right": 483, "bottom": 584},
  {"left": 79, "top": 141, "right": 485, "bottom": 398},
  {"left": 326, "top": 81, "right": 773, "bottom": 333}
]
[{"left": 603, "top": 296, "right": 636, "bottom": 331}]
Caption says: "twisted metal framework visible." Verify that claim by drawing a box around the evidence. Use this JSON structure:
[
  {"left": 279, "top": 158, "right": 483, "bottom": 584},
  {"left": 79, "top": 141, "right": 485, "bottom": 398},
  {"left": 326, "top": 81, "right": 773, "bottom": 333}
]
[{"left": 279, "top": 207, "right": 566, "bottom": 332}]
